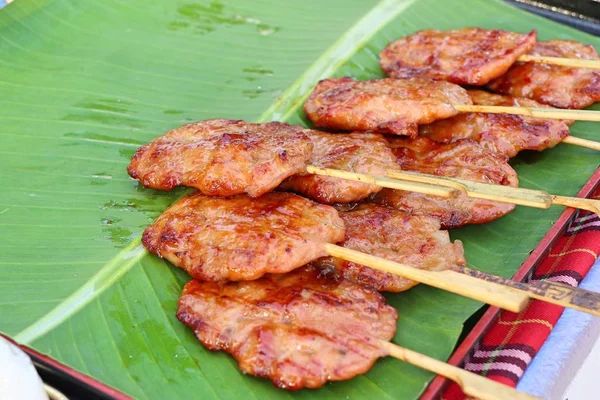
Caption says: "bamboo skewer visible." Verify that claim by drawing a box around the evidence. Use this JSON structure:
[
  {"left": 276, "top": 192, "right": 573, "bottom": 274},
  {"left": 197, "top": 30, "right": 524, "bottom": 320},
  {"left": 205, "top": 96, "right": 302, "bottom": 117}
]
[
  {"left": 454, "top": 104, "right": 600, "bottom": 123},
  {"left": 386, "top": 170, "right": 600, "bottom": 215},
  {"left": 518, "top": 54, "right": 600, "bottom": 70},
  {"left": 327, "top": 243, "right": 600, "bottom": 317},
  {"left": 324, "top": 243, "right": 529, "bottom": 313},
  {"left": 305, "top": 165, "right": 459, "bottom": 198},
  {"left": 380, "top": 341, "right": 539, "bottom": 400},
  {"left": 44, "top": 385, "right": 69, "bottom": 400},
  {"left": 552, "top": 195, "right": 600, "bottom": 214},
  {"left": 456, "top": 266, "right": 600, "bottom": 317},
  {"left": 562, "top": 135, "right": 600, "bottom": 151},
  {"left": 308, "top": 165, "right": 600, "bottom": 215}
]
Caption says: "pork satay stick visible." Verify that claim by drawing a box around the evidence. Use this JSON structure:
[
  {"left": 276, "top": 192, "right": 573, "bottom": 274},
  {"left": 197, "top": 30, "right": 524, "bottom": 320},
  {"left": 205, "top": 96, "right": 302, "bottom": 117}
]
[
  {"left": 562, "top": 136, "right": 600, "bottom": 151},
  {"left": 304, "top": 77, "right": 600, "bottom": 145},
  {"left": 128, "top": 119, "right": 462, "bottom": 200},
  {"left": 179, "top": 267, "right": 538, "bottom": 399}
]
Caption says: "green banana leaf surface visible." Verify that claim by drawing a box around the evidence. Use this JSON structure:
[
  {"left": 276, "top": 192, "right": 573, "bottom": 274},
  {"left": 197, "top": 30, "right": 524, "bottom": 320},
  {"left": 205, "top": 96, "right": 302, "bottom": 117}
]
[{"left": 1, "top": 0, "right": 599, "bottom": 398}]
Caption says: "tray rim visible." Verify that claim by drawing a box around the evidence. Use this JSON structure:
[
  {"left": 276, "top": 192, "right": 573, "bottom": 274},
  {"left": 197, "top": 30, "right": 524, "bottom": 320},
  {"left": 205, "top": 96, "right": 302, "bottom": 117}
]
[{"left": 0, "top": 334, "right": 131, "bottom": 400}]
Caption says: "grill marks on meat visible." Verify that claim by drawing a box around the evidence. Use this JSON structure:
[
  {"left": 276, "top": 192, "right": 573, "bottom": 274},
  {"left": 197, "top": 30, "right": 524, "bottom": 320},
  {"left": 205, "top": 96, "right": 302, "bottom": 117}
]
[
  {"left": 303, "top": 77, "right": 471, "bottom": 136},
  {"left": 279, "top": 132, "right": 397, "bottom": 203},
  {"left": 374, "top": 137, "right": 518, "bottom": 229},
  {"left": 177, "top": 266, "right": 398, "bottom": 390},
  {"left": 312, "top": 204, "right": 466, "bottom": 292},
  {"left": 488, "top": 40, "right": 600, "bottom": 109},
  {"left": 127, "top": 119, "right": 313, "bottom": 197},
  {"left": 420, "top": 90, "right": 572, "bottom": 158},
  {"left": 142, "top": 192, "right": 345, "bottom": 281},
  {"left": 380, "top": 28, "right": 536, "bottom": 85}
]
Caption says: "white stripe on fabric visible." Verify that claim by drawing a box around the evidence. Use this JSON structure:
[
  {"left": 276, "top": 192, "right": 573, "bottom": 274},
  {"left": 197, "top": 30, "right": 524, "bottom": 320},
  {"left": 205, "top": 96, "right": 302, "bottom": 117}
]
[
  {"left": 569, "top": 220, "right": 600, "bottom": 233},
  {"left": 548, "top": 275, "right": 579, "bottom": 287},
  {"left": 471, "top": 348, "right": 532, "bottom": 364},
  {"left": 465, "top": 361, "right": 525, "bottom": 377}
]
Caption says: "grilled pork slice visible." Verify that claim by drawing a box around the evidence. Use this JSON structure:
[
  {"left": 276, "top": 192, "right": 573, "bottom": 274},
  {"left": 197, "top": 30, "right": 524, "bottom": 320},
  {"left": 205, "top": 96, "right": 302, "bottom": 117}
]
[
  {"left": 304, "top": 77, "right": 471, "bottom": 135},
  {"left": 374, "top": 137, "right": 518, "bottom": 229},
  {"left": 380, "top": 28, "right": 536, "bottom": 86},
  {"left": 280, "top": 132, "right": 396, "bottom": 203},
  {"left": 312, "top": 203, "right": 466, "bottom": 292},
  {"left": 142, "top": 192, "right": 345, "bottom": 281},
  {"left": 177, "top": 266, "right": 398, "bottom": 390},
  {"left": 488, "top": 40, "right": 600, "bottom": 109},
  {"left": 420, "top": 90, "right": 572, "bottom": 158},
  {"left": 128, "top": 119, "right": 313, "bottom": 197}
]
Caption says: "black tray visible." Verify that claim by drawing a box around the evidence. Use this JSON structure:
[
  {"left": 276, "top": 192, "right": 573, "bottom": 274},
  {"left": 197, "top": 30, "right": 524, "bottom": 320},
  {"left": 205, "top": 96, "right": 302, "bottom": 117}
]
[{"left": 504, "top": 0, "right": 600, "bottom": 35}]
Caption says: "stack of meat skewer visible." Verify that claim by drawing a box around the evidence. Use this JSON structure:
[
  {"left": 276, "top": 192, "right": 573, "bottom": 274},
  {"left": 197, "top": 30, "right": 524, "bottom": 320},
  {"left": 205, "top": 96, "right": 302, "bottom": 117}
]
[{"left": 126, "top": 28, "right": 600, "bottom": 400}]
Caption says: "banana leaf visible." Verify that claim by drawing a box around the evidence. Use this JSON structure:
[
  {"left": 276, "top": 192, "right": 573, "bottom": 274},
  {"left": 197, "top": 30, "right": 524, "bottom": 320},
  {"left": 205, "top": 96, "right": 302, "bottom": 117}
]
[{"left": 0, "top": 0, "right": 598, "bottom": 398}]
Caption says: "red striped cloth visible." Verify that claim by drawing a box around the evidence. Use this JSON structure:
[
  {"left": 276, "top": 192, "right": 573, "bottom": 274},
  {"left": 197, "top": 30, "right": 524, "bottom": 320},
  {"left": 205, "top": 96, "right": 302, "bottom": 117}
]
[{"left": 443, "top": 186, "right": 600, "bottom": 399}]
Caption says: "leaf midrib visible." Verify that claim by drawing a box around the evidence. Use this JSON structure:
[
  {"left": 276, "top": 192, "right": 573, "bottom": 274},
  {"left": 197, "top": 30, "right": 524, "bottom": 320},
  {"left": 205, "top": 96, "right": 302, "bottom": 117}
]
[{"left": 14, "top": 0, "right": 418, "bottom": 345}]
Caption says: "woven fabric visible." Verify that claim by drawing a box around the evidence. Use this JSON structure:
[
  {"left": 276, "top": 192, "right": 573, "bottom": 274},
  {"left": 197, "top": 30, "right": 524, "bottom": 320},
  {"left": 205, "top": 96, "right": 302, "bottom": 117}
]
[{"left": 443, "top": 186, "right": 600, "bottom": 399}]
